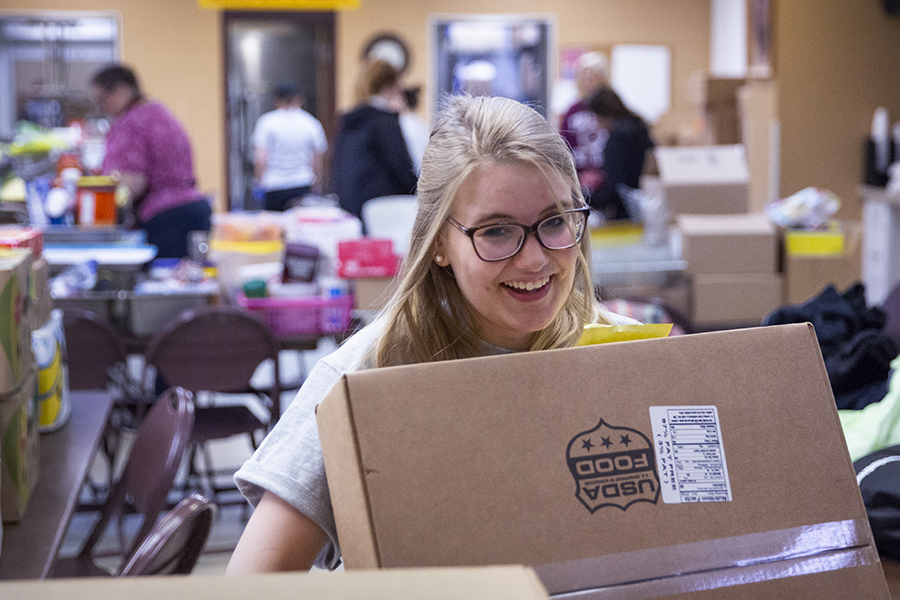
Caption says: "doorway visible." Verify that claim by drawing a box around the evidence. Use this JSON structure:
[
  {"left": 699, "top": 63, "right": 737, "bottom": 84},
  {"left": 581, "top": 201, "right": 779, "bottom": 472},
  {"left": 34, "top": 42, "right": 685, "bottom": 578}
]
[{"left": 223, "top": 12, "right": 335, "bottom": 211}]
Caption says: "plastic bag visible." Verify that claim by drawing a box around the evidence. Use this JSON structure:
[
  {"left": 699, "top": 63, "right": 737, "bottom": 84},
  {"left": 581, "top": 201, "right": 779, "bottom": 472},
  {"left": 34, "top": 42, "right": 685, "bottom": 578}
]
[{"left": 765, "top": 187, "right": 840, "bottom": 229}]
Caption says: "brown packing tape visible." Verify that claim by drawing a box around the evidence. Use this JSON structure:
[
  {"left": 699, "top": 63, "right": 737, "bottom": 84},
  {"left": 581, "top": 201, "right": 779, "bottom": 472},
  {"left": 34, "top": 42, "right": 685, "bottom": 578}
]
[{"left": 535, "top": 518, "right": 875, "bottom": 598}]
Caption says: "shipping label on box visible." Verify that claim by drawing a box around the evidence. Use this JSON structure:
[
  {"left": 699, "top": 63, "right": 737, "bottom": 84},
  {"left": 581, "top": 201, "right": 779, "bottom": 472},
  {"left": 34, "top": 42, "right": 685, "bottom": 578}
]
[
  {"left": 318, "top": 325, "right": 889, "bottom": 599},
  {"left": 0, "top": 369, "right": 39, "bottom": 523},
  {"left": 655, "top": 145, "right": 750, "bottom": 216}
]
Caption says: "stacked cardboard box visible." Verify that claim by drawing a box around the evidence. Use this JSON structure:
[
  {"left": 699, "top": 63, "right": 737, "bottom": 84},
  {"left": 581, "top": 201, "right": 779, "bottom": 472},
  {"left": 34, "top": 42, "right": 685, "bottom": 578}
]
[
  {"left": 653, "top": 145, "right": 750, "bottom": 218},
  {"left": 678, "top": 213, "right": 782, "bottom": 327},
  {"left": 337, "top": 238, "right": 401, "bottom": 312},
  {"left": 0, "top": 248, "right": 38, "bottom": 523},
  {"left": 782, "top": 221, "right": 861, "bottom": 305},
  {"left": 318, "top": 325, "right": 890, "bottom": 599}
]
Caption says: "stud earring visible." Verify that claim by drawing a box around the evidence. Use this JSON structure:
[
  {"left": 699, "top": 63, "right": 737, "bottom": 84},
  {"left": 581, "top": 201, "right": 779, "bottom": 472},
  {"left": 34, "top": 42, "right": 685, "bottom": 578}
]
[{"left": 435, "top": 254, "right": 444, "bottom": 265}]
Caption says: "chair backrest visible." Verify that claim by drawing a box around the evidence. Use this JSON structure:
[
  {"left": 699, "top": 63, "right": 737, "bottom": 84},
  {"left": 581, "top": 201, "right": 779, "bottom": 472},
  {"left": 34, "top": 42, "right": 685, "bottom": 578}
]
[
  {"left": 361, "top": 195, "right": 418, "bottom": 255},
  {"left": 61, "top": 309, "right": 128, "bottom": 390},
  {"left": 118, "top": 494, "right": 216, "bottom": 576},
  {"left": 78, "top": 387, "right": 195, "bottom": 560},
  {"left": 143, "top": 304, "right": 281, "bottom": 417}
]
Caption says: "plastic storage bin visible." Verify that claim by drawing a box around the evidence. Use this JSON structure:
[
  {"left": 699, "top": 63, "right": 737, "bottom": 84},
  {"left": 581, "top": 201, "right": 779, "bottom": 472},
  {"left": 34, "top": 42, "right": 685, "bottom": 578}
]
[{"left": 237, "top": 292, "right": 353, "bottom": 336}]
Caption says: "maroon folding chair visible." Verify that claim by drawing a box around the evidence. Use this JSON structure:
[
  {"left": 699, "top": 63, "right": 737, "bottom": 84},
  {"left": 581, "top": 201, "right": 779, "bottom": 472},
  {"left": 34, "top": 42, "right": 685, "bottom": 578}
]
[
  {"left": 119, "top": 493, "right": 216, "bottom": 576},
  {"left": 53, "top": 387, "right": 195, "bottom": 577},
  {"left": 142, "top": 305, "right": 281, "bottom": 506}
]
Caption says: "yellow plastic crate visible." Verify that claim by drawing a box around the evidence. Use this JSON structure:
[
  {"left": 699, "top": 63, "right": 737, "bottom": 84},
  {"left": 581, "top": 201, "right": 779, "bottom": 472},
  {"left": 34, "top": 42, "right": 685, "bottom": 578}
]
[
  {"left": 785, "top": 224, "right": 845, "bottom": 256},
  {"left": 589, "top": 222, "right": 644, "bottom": 247}
]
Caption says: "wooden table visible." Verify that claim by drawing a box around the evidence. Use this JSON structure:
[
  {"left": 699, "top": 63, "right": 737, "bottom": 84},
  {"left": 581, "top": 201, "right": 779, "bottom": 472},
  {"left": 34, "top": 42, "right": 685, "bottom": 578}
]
[{"left": 0, "top": 390, "right": 114, "bottom": 580}]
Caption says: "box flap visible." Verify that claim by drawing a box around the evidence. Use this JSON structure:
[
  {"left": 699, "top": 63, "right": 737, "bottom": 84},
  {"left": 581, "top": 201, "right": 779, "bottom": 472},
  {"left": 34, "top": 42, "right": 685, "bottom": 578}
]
[
  {"left": 320, "top": 324, "right": 887, "bottom": 598},
  {"left": 677, "top": 213, "right": 775, "bottom": 236},
  {"left": 317, "top": 377, "right": 380, "bottom": 567}
]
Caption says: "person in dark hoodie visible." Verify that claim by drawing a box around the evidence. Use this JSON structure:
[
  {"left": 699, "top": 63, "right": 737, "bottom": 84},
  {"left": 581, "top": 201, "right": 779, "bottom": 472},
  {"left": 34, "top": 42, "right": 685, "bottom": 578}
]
[
  {"left": 330, "top": 59, "right": 418, "bottom": 224},
  {"left": 584, "top": 86, "right": 655, "bottom": 220}
]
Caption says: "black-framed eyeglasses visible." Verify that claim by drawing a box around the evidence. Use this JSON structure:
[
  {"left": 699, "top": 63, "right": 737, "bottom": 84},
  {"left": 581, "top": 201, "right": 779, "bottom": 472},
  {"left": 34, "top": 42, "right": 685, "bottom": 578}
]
[{"left": 446, "top": 206, "right": 590, "bottom": 262}]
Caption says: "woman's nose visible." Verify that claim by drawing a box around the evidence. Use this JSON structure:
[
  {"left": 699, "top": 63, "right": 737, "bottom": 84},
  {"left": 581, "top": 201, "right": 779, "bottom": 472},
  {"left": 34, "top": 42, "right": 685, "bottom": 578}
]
[{"left": 512, "top": 232, "right": 550, "bottom": 270}]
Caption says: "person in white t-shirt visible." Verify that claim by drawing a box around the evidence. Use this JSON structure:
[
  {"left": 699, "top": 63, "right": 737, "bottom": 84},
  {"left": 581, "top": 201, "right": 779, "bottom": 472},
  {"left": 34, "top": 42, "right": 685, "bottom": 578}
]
[{"left": 252, "top": 84, "right": 328, "bottom": 211}]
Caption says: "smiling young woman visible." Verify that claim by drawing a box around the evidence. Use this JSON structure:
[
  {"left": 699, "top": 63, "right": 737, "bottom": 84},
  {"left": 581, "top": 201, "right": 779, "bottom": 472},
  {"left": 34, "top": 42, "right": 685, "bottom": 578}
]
[{"left": 226, "top": 95, "right": 632, "bottom": 576}]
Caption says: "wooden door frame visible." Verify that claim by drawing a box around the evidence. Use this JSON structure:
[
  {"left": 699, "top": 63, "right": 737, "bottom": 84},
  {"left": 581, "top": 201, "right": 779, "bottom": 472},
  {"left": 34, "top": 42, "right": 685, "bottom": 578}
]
[{"left": 221, "top": 10, "right": 336, "bottom": 210}]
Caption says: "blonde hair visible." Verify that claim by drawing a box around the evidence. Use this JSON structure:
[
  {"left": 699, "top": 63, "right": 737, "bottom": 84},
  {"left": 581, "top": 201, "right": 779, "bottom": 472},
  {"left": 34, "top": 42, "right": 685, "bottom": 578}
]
[{"left": 369, "top": 95, "right": 610, "bottom": 368}]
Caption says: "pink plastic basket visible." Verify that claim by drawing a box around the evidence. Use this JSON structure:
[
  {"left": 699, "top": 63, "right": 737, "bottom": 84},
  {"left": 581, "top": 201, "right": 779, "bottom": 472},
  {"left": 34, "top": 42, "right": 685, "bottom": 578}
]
[{"left": 237, "top": 292, "right": 353, "bottom": 336}]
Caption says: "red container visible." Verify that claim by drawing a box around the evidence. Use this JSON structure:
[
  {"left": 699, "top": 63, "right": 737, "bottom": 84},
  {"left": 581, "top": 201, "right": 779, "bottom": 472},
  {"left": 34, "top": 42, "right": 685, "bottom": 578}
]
[
  {"left": 337, "top": 238, "right": 399, "bottom": 279},
  {"left": 75, "top": 176, "right": 117, "bottom": 226}
]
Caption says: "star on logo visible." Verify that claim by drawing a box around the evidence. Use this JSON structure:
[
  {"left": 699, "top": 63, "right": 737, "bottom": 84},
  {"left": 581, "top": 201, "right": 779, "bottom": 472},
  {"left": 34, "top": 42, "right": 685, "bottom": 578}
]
[
  {"left": 620, "top": 434, "right": 632, "bottom": 447},
  {"left": 581, "top": 438, "right": 594, "bottom": 451},
  {"left": 601, "top": 436, "right": 613, "bottom": 449}
]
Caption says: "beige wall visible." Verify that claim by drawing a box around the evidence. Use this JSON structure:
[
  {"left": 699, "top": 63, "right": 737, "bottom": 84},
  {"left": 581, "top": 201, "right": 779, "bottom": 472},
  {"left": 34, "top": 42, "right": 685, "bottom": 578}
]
[
  {"left": 776, "top": 0, "right": 900, "bottom": 220},
  {"left": 7, "top": 1, "right": 900, "bottom": 219},
  {"left": 2, "top": 0, "right": 225, "bottom": 209},
  {"left": 336, "top": 0, "right": 711, "bottom": 142}
]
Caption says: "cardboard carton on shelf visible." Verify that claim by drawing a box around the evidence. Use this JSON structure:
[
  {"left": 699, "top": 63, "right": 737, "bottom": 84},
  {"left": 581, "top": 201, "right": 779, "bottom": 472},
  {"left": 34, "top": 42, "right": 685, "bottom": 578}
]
[
  {"left": 353, "top": 276, "right": 398, "bottom": 312},
  {"left": 677, "top": 213, "right": 778, "bottom": 275},
  {"left": 691, "top": 271, "right": 783, "bottom": 327},
  {"left": 318, "top": 324, "right": 889, "bottom": 599},
  {"left": 0, "top": 249, "right": 33, "bottom": 395},
  {"left": 0, "top": 369, "right": 39, "bottom": 523},
  {"left": 0, "top": 566, "right": 550, "bottom": 600},
  {"left": 654, "top": 144, "right": 750, "bottom": 217},
  {"left": 783, "top": 221, "right": 862, "bottom": 306}
]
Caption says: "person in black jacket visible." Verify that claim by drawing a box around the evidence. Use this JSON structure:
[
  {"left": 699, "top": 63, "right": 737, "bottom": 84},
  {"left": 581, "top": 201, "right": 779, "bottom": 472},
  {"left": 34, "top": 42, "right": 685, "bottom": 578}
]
[
  {"left": 585, "top": 87, "right": 655, "bottom": 220},
  {"left": 331, "top": 59, "right": 418, "bottom": 224}
]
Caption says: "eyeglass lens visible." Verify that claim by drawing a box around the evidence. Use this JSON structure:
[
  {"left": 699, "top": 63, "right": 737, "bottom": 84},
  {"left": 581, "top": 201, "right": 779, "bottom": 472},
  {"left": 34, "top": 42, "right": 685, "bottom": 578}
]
[{"left": 473, "top": 211, "right": 586, "bottom": 261}]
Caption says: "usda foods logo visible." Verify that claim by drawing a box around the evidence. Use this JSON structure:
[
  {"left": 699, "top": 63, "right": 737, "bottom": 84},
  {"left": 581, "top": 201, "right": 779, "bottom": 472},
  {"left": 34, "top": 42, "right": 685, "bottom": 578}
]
[{"left": 567, "top": 420, "right": 659, "bottom": 513}]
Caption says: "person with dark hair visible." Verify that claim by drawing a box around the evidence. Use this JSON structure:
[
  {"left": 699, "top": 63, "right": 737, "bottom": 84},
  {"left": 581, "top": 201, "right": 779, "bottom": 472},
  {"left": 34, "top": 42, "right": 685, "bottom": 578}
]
[
  {"left": 585, "top": 86, "right": 655, "bottom": 220},
  {"left": 330, "top": 59, "right": 418, "bottom": 223},
  {"left": 252, "top": 83, "right": 328, "bottom": 211},
  {"left": 90, "top": 63, "right": 210, "bottom": 258},
  {"left": 559, "top": 52, "right": 611, "bottom": 207}
]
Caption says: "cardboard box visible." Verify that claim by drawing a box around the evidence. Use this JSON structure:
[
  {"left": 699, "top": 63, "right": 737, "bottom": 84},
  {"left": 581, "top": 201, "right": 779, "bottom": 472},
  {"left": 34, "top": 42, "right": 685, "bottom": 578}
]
[
  {"left": 0, "top": 227, "right": 43, "bottom": 260},
  {"left": 692, "top": 272, "right": 783, "bottom": 326},
  {"left": 353, "top": 277, "right": 398, "bottom": 311},
  {"left": 677, "top": 213, "right": 777, "bottom": 274},
  {"left": 318, "top": 324, "right": 889, "bottom": 599},
  {"left": 0, "top": 249, "right": 33, "bottom": 395},
  {"left": 655, "top": 145, "right": 750, "bottom": 217},
  {"left": 783, "top": 222, "right": 862, "bottom": 305},
  {"left": 0, "top": 566, "right": 549, "bottom": 600},
  {"left": 0, "top": 369, "right": 39, "bottom": 523}
]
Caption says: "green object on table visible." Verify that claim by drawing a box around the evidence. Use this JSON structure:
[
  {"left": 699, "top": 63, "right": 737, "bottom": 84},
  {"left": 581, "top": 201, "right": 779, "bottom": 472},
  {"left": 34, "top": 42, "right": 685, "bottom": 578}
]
[{"left": 242, "top": 279, "right": 268, "bottom": 298}]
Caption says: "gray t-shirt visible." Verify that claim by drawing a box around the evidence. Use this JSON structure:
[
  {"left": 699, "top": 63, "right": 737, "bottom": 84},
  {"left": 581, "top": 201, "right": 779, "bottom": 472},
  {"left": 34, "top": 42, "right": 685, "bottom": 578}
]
[
  {"left": 235, "top": 311, "right": 637, "bottom": 569},
  {"left": 235, "top": 319, "right": 384, "bottom": 569}
]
